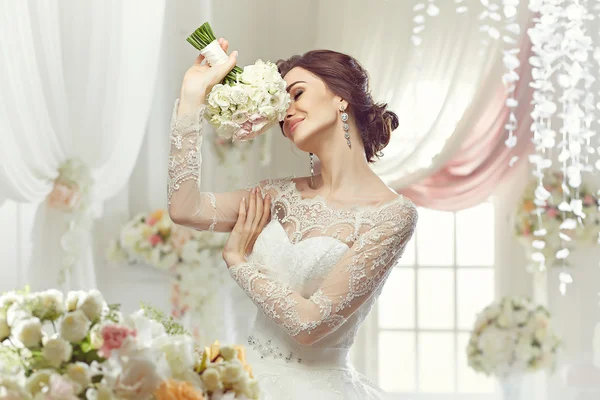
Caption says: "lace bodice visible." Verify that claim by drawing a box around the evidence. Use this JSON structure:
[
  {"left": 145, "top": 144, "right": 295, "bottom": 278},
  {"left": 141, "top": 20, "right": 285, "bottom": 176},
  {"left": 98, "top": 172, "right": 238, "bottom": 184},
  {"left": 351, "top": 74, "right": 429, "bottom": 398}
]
[{"left": 168, "top": 99, "right": 418, "bottom": 351}]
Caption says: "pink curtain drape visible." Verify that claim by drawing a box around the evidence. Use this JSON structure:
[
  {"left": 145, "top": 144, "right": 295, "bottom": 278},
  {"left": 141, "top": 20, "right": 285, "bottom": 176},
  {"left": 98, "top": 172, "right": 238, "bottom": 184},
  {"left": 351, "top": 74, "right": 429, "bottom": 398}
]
[{"left": 397, "top": 37, "right": 534, "bottom": 211}]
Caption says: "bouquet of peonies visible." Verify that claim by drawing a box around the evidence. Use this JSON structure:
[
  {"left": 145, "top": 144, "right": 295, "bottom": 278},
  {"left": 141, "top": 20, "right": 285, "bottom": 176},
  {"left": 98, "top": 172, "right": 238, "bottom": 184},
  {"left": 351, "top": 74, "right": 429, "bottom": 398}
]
[
  {"left": 187, "top": 22, "right": 290, "bottom": 142},
  {"left": 107, "top": 209, "right": 227, "bottom": 271},
  {"left": 514, "top": 170, "right": 600, "bottom": 266},
  {"left": 466, "top": 296, "right": 562, "bottom": 378},
  {"left": 0, "top": 288, "right": 259, "bottom": 400}
]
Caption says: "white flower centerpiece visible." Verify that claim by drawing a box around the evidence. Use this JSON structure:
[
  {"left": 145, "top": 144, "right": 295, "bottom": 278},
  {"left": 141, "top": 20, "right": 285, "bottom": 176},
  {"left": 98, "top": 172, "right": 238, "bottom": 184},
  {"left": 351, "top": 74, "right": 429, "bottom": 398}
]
[{"left": 466, "top": 296, "right": 562, "bottom": 399}]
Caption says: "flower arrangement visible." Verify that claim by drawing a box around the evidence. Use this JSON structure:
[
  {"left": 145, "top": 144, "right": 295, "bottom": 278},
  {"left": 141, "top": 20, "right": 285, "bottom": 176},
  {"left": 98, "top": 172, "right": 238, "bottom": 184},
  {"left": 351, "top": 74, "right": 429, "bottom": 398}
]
[
  {"left": 46, "top": 158, "right": 95, "bottom": 284},
  {"left": 514, "top": 171, "right": 600, "bottom": 266},
  {"left": 466, "top": 296, "right": 562, "bottom": 378},
  {"left": 187, "top": 22, "right": 290, "bottom": 142},
  {"left": 106, "top": 210, "right": 229, "bottom": 342},
  {"left": 106, "top": 209, "right": 226, "bottom": 272},
  {"left": 0, "top": 288, "right": 259, "bottom": 399}
]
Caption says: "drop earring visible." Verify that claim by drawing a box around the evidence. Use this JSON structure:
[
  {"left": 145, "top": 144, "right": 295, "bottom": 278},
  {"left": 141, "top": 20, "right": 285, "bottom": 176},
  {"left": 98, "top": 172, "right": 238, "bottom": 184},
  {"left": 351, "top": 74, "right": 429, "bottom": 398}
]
[
  {"left": 309, "top": 152, "right": 315, "bottom": 188},
  {"left": 340, "top": 104, "right": 351, "bottom": 148}
]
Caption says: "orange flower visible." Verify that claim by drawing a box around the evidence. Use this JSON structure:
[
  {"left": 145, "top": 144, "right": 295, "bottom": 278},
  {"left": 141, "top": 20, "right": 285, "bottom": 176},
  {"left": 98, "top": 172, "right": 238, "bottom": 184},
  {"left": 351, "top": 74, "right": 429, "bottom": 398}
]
[
  {"left": 151, "top": 209, "right": 165, "bottom": 221},
  {"left": 154, "top": 379, "right": 204, "bottom": 400},
  {"left": 523, "top": 199, "right": 535, "bottom": 212}
]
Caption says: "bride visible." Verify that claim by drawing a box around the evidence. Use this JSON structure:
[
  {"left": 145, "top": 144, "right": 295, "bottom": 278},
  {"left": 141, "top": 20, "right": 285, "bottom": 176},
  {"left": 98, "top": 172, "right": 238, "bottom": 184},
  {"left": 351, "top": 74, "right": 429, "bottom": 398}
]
[{"left": 167, "top": 38, "right": 418, "bottom": 399}]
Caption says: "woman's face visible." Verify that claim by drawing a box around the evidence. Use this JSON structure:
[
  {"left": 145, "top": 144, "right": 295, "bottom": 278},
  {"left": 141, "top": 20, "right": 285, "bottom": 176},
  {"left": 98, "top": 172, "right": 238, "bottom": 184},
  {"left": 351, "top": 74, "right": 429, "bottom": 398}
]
[{"left": 281, "top": 67, "right": 340, "bottom": 151}]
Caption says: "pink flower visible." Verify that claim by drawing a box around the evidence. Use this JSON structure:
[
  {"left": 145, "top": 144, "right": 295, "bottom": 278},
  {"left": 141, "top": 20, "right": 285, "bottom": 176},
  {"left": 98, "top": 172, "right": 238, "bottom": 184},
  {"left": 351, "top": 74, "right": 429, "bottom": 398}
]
[
  {"left": 584, "top": 194, "right": 594, "bottom": 206},
  {"left": 99, "top": 324, "right": 136, "bottom": 357},
  {"left": 147, "top": 217, "right": 158, "bottom": 226},
  {"left": 148, "top": 234, "right": 163, "bottom": 246},
  {"left": 47, "top": 182, "right": 82, "bottom": 211},
  {"left": 546, "top": 207, "right": 558, "bottom": 218}
]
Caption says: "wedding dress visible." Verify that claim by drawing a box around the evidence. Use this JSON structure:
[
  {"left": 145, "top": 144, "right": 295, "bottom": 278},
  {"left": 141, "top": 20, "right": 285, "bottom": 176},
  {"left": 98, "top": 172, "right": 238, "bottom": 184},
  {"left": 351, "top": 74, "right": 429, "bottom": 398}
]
[{"left": 168, "top": 99, "right": 418, "bottom": 399}]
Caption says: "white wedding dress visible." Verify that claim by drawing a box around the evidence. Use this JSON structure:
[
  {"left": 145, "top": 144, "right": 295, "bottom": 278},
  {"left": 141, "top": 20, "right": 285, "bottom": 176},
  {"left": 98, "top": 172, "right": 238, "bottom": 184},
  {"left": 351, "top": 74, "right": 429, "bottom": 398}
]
[{"left": 168, "top": 99, "right": 418, "bottom": 399}]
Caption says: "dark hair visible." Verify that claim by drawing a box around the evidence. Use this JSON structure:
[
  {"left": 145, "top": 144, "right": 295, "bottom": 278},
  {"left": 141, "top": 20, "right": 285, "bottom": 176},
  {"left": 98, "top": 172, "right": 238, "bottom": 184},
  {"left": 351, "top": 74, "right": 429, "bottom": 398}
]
[{"left": 276, "top": 50, "right": 399, "bottom": 163}]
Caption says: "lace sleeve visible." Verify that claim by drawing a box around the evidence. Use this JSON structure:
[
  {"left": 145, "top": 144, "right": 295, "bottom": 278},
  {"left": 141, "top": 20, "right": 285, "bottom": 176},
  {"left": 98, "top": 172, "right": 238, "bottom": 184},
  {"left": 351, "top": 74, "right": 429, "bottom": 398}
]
[
  {"left": 167, "top": 98, "right": 271, "bottom": 232},
  {"left": 228, "top": 200, "right": 418, "bottom": 346}
]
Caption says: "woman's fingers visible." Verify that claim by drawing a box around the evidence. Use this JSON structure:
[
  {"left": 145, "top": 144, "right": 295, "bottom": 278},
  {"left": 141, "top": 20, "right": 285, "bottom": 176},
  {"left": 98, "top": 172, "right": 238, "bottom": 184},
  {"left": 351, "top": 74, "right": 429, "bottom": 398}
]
[
  {"left": 244, "top": 188, "right": 257, "bottom": 233},
  {"left": 252, "top": 188, "right": 263, "bottom": 230},
  {"left": 258, "top": 194, "right": 271, "bottom": 229},
  {"left": 233, "top": 196, "right": 246, "bottom": 231}
]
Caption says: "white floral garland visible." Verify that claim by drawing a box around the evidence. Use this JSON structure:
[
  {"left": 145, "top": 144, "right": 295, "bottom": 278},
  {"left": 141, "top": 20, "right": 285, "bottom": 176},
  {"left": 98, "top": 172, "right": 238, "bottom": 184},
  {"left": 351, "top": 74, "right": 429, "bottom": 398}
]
[{"left": 46, "top": 158, "right": 94, "bottom": 284}]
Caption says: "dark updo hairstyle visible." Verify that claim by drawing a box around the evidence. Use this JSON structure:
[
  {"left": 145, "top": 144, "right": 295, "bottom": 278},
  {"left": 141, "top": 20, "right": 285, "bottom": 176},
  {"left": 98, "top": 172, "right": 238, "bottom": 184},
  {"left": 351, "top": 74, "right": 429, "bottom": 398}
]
[{"left": 276, "top": 50, "right": 399, "bottom": 163}]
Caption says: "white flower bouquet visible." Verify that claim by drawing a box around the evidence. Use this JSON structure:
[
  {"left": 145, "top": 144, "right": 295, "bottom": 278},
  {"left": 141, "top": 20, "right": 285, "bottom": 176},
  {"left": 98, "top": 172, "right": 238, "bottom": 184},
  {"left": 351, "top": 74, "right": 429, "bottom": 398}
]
[
  {"left": 466, "top": 296, "right": 562, "bottom": 378},
  {"left": 187, "top": 22, "right": 290, "bottom": 141},
  {"left": 0, "top": 288, "right": 259, "bottom": 400}
]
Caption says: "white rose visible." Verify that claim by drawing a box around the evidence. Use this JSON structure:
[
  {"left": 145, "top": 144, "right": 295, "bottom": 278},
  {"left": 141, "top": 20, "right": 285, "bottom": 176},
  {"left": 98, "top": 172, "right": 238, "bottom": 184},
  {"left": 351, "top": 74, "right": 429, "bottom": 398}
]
[
  {"left": 42, "top": 338, "right": 72, "bottom": 368},
  {"left": 113, "top": 356, "right": 162, "bottom": 400},
  {"left": 77, "top": 290, "right": 104, "bottom": 322},
  {"left": 229, "top": 86, "right": 249, "bottom": 105},
  {"left": 0, "top": 292, "right": 23, "bottom": 314},
  {"left": 32, "top": 290, "right": 64, "bottom": 321},
  {"left": 25, "top": 370, "right": 53, "bottom": 396},
  {"left": 60, "top": 310, "right": 90, "bottom": 343},
  {"left": 6, "top": 303, "right": 31, "bottom": 327},
  {"left": 13, "top": 317, "right": 42, "bottom": 348},
  {"left": 65, "top": 362, "right": 91, "bottom": 393},
  {"left": 0, "top": 316, "right": 9, "bottom": 341},
  {"left": 201, "top": 367, "right": 224, "bottom": 392},
  {"left": 66, "top": 291, "right": 86, "bottom": 313}
]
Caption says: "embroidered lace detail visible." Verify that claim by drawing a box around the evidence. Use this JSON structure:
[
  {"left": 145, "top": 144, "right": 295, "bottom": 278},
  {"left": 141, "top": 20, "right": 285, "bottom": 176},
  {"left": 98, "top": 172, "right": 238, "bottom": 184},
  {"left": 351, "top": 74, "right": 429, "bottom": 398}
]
[
  {"left": 167, "top": 99, "right": 206, "bottom": 204},
  {"left": 248, "top": 335, "right": 303, "bottom": 364},
  {"left": 229, "top": 184, "right": 418, "bottom": 344}
]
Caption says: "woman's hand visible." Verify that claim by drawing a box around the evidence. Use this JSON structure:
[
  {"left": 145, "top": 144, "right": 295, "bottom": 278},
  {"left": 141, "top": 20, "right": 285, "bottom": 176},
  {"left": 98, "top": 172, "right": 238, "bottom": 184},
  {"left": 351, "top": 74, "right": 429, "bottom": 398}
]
[
  {"left": 222, "top": 187, "right": 271, "bottom": 267},
  {"left": 179, "top": 38, "right": 238, "bottom": 109}
]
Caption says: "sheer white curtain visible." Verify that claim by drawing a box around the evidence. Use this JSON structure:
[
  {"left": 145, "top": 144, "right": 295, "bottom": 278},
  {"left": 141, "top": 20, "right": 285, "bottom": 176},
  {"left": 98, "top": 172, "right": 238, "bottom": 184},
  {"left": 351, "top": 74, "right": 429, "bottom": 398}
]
[
  {"left": 0, "top": 0, "right": 166, "bottom": 291},
  {"left": 314, "top": 0, "right": 530, "bottom": 189}
]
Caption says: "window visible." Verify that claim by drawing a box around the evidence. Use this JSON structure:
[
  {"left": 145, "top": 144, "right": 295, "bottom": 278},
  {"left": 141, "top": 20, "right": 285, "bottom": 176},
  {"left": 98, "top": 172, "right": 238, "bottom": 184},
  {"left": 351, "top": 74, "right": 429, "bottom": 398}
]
[{"left": 373, "top": 202, "right": 497, "bottom": 399}]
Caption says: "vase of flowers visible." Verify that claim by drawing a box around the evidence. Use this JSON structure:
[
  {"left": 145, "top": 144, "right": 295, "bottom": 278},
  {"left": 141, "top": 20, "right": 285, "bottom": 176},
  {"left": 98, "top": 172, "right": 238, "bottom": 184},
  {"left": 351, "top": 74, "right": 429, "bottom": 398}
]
[{"left": 466, "top": 296, "right": 562, "bottom": 399}]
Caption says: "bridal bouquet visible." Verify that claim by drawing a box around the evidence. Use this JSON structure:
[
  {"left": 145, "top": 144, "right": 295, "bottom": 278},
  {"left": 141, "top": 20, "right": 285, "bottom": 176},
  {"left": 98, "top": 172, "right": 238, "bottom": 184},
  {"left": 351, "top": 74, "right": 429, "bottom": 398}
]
[
  {"left": 187, "top": 22, "right": 290, "bottom": 141},
  {"left": 466, "top": 296, "right": 562, "bottom": 378},
  {"left": 0, "top": 288, "right": 259, "bottom": 400}
]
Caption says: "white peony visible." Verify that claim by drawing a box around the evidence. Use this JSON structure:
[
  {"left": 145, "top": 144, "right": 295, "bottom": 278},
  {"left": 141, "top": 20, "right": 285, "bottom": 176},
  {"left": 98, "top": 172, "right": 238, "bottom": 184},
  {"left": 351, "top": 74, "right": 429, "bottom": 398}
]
[
  {"left": 60, "top": 310, "right": 90, "bottom": 343},
  {"left": 112, "top": 356, "right": 162, "bottom": 400},
  {"left": 13, "top": 317, "right": 42, "bottom": 348},
  {"left": 77, "top": 290, "right": 105, "bottom": 322},
  {"left": 42, "top": 338, "right": 72, "bottom": 368},
  {"left": 65, "top": 363, "right": 91, "bottom": 394},
  {"left": 0, "top": 315, "right": 9, "bottom": 341},
  {"left": 153, "top": 335, "right": 195, "bottom": 379}
]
